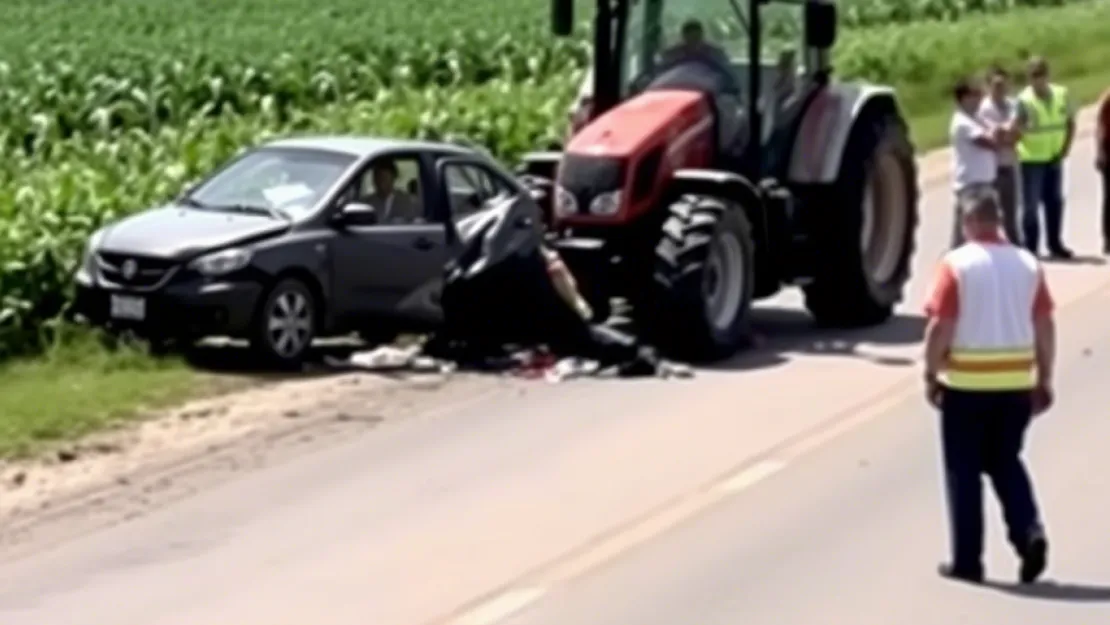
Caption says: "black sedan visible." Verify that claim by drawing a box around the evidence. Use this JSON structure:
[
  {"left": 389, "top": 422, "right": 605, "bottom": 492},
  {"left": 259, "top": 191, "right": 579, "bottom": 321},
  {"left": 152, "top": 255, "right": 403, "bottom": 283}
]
[{"left": 73, "top": 136, "right": 541, "bottom": 366}]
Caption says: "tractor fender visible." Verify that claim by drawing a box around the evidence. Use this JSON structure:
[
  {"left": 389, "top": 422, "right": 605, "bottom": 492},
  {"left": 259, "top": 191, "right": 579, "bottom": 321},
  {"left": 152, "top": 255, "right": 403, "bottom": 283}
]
[
  {"left": 786, "top": 84, "right": 904, "bottom": 185},
  {"left": 668, "top": 168, "right": 768, "bottom": 255},
  {"left": 518, "top": 151, "right": 562, "bottom": 178},
  {"left": 669, "top": 168, "right": 761, "bottom": 210}
]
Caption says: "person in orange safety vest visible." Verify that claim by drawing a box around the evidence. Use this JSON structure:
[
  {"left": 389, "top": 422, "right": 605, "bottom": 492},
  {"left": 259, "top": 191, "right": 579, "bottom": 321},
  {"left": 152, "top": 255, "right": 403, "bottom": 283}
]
[{"left": 923, "top": 192, "right": 1056, "bottom": 585}]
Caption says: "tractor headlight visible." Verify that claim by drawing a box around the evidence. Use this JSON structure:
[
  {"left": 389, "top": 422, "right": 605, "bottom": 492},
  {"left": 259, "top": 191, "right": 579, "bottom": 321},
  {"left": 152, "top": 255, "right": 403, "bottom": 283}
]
[
  {"left": 554, "top": 185, "right": 578, "bottom": 218},
  {"left": 589, "top": 190, "right": 622, "bottom": 216},
  {"left": 189, "top": 248, "right": 253, "bottom": 276}
]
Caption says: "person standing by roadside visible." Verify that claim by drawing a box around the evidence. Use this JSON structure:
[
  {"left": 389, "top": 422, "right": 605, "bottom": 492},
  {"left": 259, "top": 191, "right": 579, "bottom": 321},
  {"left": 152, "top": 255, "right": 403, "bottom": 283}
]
[
  {"left": 949, "top": 76, "right": 1000, "bottom": 248},
  {"left": 1016, "top": 57, "right": 1075, "bottom": 259},
  {"left": 924, "top": 192, "right": 1055, "bottom": 585},
  {"left": 1096, "top": 86, "right": 1110, "bottom": 253},
  {"left": 979, "top": 65, "right": 1024, "bottom": 244}
]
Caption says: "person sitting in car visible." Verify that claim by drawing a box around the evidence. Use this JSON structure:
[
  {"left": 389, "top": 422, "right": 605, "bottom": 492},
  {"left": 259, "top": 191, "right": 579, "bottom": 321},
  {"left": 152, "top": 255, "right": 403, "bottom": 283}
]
[{"left": 365, "top": 160, "right": 423, "bottom": 224}]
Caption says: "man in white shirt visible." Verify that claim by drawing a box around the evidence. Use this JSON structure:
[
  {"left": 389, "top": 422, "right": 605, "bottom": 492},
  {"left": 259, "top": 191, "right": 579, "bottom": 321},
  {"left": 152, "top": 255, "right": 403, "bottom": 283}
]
[
  {"left": 978, "top": 65, "right": 1025, "bottom": 245},
  {"left": 950, "top": 77, "right": 1002, "bottom": 247},
  {"left": 364, "top": 160, "right": 422, "bottom": 224}
]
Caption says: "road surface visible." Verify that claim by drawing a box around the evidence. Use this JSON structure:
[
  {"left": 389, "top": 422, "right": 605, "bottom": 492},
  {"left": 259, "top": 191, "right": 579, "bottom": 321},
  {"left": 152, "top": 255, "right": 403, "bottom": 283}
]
[{"left": 2, "top": 132, "right": 1110, "bottom": 624}]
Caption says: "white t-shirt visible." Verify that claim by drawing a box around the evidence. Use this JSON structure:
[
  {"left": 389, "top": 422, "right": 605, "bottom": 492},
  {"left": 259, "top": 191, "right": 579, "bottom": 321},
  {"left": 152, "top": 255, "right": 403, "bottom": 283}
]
[
  {"left": 950, "top": 110, "right": 997, "bottom": 191},
  {"left": 978, "top": 96, "right": 1020, "bottom": 166}
]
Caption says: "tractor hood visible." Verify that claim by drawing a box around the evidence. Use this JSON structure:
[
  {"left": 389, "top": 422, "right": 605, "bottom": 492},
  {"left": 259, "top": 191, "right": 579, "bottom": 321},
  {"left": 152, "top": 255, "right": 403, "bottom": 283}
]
[{"left": 564, "top": 89, "right": 708, "bottom": 158}]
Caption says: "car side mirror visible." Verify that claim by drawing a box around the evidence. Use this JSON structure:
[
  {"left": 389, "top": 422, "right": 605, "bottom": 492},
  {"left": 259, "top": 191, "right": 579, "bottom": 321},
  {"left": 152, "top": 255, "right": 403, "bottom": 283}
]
[
  {"left": 335, "top": 202, "right": 377, "bottom": 227},
  {"left": 804, "top": 1, "right": 837, "bottom": 49}
]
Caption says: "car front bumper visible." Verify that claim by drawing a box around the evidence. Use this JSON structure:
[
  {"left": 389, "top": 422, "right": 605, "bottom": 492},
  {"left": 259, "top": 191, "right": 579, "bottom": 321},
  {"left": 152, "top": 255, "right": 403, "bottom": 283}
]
[{"left": 74, "top": 276, "right": 263, "bottom": 339}]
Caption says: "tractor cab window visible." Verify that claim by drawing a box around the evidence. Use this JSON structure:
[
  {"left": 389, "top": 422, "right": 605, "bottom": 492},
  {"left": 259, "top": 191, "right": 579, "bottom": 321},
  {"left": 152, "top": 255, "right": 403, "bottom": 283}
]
[{"left": 620, "top": 0, "right": 802, "bottom": 100}]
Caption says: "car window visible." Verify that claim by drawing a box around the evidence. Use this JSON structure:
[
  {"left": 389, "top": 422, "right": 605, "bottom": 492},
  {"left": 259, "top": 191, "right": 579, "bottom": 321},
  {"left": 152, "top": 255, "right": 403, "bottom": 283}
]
[
  {"left": 443, "top": 162, "right": 514, "bottom": 219},
  {"left": 342, "top": 156, "right": 426, "bottom": 224},
  {"left": 188, "top": 148, "right": 355, "bottom": 217}
]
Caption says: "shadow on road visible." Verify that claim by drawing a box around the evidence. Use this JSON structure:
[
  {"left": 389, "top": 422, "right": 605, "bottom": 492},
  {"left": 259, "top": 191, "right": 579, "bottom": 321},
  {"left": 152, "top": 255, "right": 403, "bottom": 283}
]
[
  {"left": 987, "top": 579, "right": 1110, "bottom": 602},
  {"left": 706, "top": 306, "right": 926, "bottom": 372},
  {"left": 1042, "top": 254, "right": 1106, "bottom": 266}
]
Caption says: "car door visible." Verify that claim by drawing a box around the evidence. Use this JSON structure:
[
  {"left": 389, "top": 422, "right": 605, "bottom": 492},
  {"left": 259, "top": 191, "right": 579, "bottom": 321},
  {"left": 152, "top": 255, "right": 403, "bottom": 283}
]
[
  {"left": 329, "top": 154, "right": 450, "bottom": 326},
  {"left": 435, "top": 155, "right": 545, "bottom": 277}
]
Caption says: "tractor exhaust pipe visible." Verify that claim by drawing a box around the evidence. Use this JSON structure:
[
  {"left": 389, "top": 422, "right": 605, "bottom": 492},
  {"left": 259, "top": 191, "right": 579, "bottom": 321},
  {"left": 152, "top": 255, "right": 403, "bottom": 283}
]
[{"left": 552, "top": 0, "right": 574, "bottom": 35}]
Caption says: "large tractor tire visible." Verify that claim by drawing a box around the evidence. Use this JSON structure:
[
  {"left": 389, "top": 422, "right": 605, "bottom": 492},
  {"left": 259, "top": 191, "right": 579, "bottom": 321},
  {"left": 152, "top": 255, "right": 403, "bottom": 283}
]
[
  {"left": 803, "top": 107, "right": 918, "bottom": 327},
  {"left": 645, "top": 194, "right": 756, "bottom": 361}
]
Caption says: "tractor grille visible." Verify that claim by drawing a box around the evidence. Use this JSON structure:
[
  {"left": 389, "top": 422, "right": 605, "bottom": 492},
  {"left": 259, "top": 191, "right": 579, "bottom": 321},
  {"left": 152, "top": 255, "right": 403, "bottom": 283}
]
[
  {"left": 97, "top": 252, "right": 179, "bottom": 290},
  {"left": 560, "top": 154, "right": 626, "bottom": 214}
]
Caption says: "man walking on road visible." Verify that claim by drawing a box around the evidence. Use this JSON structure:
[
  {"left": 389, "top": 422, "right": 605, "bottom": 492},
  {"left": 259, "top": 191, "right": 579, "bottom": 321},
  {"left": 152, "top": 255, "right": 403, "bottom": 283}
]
[
  {"left": 1017, "top": 57, "right": 1075, "bottom": 259},
  {"left": 949, "top": 77, "right": 1000, "bottom": 248},
  {"left": 924, "top": 193, "right": 1055, "bottom": 584},
  {"left": 1096, "top": 86, "right": 1110, "bottom": 253},
  {"left": 979, "top": 65, "right": 1024, "bottom": 244}
]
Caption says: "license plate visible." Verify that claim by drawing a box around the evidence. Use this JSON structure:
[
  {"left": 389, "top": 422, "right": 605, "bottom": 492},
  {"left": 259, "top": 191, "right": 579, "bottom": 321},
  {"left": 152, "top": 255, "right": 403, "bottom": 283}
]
[{"left": 110, "top": 294, "right": 146, "bottom": 320}]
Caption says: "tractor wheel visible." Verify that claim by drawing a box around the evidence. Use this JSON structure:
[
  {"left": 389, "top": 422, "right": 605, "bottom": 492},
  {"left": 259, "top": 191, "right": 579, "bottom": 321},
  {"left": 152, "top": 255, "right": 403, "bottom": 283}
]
[
  {"left": 645, "top": 194, "right": 755, "bottom": 361},
  {"left": 803, "top": 108, "right": 918, "bottom": 326}
]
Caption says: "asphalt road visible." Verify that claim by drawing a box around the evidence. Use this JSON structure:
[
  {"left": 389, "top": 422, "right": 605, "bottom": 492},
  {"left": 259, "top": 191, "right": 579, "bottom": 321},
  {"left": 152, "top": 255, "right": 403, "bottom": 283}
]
[{"left": 2, "top": 132, "right": 1109, "bottom": 624}]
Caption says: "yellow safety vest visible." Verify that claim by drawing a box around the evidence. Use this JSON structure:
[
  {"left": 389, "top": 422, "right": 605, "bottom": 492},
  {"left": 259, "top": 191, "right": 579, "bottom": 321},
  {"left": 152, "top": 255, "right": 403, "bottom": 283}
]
[
  {"left": 1016, "top": 85, "right": 1069, "bottom": 163},
  {"left": 944, "top": 347, "right": 1036, "bottom": 391},
  {"left": 937, "top": 242, "right": 1043, "bottom": 391}
]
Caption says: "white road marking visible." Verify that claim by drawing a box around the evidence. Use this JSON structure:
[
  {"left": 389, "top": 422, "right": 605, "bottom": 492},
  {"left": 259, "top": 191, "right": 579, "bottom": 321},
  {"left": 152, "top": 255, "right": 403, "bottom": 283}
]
[
  {"left": 719, "top": 460, "right": 788, "bottom": 493},
  {"left": 451, "top": 587, "right": 547, "bottom": 625}
]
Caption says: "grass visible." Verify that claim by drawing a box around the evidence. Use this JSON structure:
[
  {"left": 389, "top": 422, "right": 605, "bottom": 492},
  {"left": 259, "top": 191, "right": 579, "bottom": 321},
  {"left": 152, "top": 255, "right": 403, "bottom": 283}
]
[
  {"left": 3, "top": 19, "right": 1110, "bottom": 462},
  {"left": 0, "top": 331, "right": 200, "bottom": 460}
]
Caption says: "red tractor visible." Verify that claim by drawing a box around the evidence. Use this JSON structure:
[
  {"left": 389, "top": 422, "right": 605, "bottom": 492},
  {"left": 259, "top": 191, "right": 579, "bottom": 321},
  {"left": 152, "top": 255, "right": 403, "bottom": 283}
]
[{"left": 520, "top": 0, "right": 918, "bottom": 361}]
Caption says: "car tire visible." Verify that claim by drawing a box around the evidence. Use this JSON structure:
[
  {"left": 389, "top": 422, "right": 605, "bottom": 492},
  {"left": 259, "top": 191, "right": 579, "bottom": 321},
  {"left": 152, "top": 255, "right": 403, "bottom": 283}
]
[{"left": 249, "top": 278, "right": 318, "bottom": 368}]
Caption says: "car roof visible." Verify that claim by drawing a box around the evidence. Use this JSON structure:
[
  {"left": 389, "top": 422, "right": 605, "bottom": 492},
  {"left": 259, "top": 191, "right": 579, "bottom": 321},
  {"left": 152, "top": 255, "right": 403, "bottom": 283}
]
[{"left": 262, "top": 135, "right": 476, "bottom": 159}]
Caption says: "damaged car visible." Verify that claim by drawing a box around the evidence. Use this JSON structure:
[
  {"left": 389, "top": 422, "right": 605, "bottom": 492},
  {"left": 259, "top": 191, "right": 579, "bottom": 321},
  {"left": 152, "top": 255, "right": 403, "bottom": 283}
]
[{"left": 73, "top": 136, "right": 547, "bottom": 366}]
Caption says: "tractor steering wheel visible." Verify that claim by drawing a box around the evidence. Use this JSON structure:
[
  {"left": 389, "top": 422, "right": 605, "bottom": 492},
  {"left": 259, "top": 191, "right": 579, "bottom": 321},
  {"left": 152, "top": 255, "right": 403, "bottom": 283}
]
[{"left": 631, "top": 53, "right": 742, "bottom": 98}]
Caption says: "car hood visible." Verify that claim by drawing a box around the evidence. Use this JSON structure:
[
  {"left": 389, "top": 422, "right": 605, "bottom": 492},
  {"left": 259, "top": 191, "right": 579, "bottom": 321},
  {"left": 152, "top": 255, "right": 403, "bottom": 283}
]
[{"left": 98, "top": 204, "right": 290, "bottom": 259}]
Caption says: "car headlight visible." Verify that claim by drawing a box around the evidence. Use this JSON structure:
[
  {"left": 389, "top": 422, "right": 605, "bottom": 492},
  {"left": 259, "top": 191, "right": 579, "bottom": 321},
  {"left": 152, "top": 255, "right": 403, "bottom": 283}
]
[
  {"left": 554, "top": 185, "right": 578, "bottom": 218},
  {"left": 76, "top": 229, "right": 106, "bottom": 282},
  {"left": 589, "top": 190, "right": 622, "bottom": 216},
  {"left": 189, "top": 248, "right": 253, "bottom": 276}
]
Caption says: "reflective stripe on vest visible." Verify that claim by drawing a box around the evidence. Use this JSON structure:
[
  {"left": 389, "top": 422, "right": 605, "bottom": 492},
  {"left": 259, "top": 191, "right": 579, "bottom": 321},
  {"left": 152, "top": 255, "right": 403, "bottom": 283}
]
[
  {"left": 1017, "top": 85, "right": 1068, "bottom": 163},
  {"left": 943, "top": 347, "right": 1036, "bottom": 390},
  {"left": 939, "top": 243, "right": 1042, "bottom": 391}
]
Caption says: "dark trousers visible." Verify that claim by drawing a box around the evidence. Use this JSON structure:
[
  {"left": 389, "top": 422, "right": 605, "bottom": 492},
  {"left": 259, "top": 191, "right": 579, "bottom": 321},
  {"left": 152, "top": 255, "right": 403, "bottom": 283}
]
[
  {"left": 940, "top": 388, "right": 1044, "bottom": 571},
  {"left": 996, "top": 165, "right": 1022, "bottom": 245},
  {"left": 1101, "top": 164, "right": 1110, "bottom": 247},
  {"left": 1020, "top": 161, "right": 1066, "bottom": 254}
]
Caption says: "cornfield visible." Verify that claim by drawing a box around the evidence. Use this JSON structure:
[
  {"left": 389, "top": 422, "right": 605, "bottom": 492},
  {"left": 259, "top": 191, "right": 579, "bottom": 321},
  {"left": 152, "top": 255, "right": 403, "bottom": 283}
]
[{"left": 0, "top": 0, "right": 1104, "bottom": 358}]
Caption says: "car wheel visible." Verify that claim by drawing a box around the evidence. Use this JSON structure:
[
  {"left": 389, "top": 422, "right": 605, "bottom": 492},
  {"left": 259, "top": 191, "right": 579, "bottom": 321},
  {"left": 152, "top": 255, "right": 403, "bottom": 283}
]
[{"left": 250, "top": 278, "right": 317, "bottom": 368}]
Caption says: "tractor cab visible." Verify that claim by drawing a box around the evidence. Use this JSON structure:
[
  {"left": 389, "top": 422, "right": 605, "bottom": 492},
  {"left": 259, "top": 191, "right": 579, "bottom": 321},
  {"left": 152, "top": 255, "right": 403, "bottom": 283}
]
[{"left": 560, "top": 0, "right": 836, "bottom": 172}]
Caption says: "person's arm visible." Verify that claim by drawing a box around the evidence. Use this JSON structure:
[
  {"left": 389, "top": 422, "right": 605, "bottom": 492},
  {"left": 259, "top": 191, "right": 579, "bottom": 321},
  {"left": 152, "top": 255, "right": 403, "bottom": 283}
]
[
  {"left": 961, "top": 121, "right": 999, "bottom": 150},
  {"left": 923, "top": 261, "right": 959, "bottom": 385},
  {"left": 1032, "top": 267, "right": 1056, "bottom": 389}
]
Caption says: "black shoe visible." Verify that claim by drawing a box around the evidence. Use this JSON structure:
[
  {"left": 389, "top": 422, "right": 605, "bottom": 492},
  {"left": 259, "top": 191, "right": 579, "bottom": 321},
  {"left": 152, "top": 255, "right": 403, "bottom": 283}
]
[
  {"left": 1019, "top": 535, "right": 1048, "bottom": 584},
  {"left": 1048, "top": 247, "right": 1074, "bottom": 260},
  {"left": 938, "top": 562, "right": 984, "bottom": 584},
  {"left": 1103, "top": 242, "right": 1110, "bottom": 255}
]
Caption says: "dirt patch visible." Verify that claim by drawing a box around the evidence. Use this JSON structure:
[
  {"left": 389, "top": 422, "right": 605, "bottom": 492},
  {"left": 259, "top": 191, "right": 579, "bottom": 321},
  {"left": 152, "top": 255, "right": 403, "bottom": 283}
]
[{"left": 0, "top": 367, "right": 510, "bottom": 558}]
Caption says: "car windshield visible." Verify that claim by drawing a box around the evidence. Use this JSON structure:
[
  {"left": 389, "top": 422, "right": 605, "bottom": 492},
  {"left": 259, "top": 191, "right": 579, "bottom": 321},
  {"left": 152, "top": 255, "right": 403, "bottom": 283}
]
[{"left": 185, "top": 147, "right": 356, "bottom": 218}]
